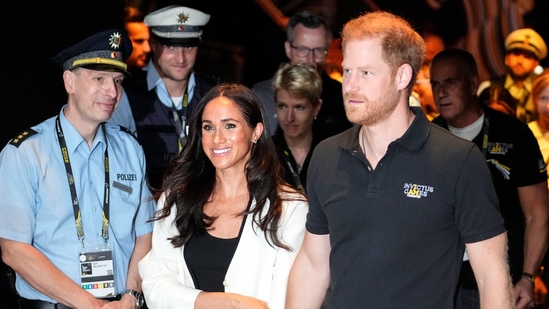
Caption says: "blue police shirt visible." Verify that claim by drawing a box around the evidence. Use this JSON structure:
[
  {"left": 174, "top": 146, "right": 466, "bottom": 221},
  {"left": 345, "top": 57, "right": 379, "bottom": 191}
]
[
  {"left": 0, "top": 106, "right": 155, "bottom": 302},
  {"left": 110, "top": 60, "right": 197, "bottom": 135}
]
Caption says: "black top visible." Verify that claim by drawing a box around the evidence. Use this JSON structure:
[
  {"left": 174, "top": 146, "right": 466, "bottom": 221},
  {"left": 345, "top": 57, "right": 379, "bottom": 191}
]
[
  {"left": 184, "top": 215, "right": 247, "bottom": 292},
  {"left": 272, "top": 127, "right": 323, "bottom": 193},
  {"left": 307, "top": 107, "right": 505, "bottom": 308},
  {"left": 433, "top": 106, "right": 547, "bottom": 282},
  {"left": 314, "top": 72, "right": 353, "bottom": 140}
]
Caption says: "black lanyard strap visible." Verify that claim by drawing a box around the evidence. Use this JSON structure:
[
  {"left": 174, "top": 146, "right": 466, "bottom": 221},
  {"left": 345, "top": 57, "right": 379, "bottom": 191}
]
[
  {"left": 170, "top": 90, "right": 189, "bottom": 152},
  {"left": 281, "top": 150, "right": 304, "bottom": 192},
  {"left": 481, "top": 116, "right": 489, "bottom": 158},
  {"left": 56, "top": 117, "right": 110, "bottom": 247}
]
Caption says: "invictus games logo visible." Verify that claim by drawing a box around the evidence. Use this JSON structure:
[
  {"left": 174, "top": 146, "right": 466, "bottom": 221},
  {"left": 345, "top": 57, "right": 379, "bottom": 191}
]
[
  {"left": 487, "top": 142, "right": 513, "bottom": 155},
  {"left": 403, "top": 183, "right": 434, "bottom": 199}
]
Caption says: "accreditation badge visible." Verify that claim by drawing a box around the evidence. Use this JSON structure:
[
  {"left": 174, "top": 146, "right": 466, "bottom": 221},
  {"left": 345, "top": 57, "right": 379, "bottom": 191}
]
[{"left": 79, "top": 243, "right": 116, "bottom": 298}]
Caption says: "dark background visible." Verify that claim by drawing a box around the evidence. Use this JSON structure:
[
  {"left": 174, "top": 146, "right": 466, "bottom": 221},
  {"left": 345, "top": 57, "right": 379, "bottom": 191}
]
[
  {"left": 1, "top": 0, "right": 548, "bottom": 145},
  {"left": 0, "top": 1, "right": 548, "bottom": 308}
]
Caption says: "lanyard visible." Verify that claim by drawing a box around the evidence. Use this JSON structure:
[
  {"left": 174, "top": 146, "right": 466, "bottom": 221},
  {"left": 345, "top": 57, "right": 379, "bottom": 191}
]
[
  {"left": 480, "top": 116, "right": 489, "bottom": 158},
  {"left": 480, "top": 115, "right": 511, "bottom": 179},
  {"left": 281, "top": 150, "right": 304, "bottom": 192},
  {"left": 170, "top": 90, "right": 189, "bottom": 153},
  {"left": 56, "top": 117, "right": 110, "bottom": 247},
  {"left": 441, "top": 114, "right": 489, "bottom": 157}
]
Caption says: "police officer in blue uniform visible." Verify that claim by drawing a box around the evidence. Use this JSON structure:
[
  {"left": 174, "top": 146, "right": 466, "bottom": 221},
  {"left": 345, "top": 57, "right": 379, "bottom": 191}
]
[
  {"left": 0, "top": 29, "right": 154, "bottom": 309},
  {"left": 110, "top": 5, "right": 220, "bottom": 191}
]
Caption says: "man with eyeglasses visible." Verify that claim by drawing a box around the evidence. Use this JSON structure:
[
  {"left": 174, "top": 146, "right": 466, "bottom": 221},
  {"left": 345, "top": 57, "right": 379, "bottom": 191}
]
[{"left": 252, "top": 11, "right": 352, "bottom": 139}]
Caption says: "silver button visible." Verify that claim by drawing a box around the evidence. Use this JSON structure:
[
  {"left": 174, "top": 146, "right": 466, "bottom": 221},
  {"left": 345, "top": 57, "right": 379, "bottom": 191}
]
[{"left": 223, "top": 280, "right": 229, "bottom": 286}]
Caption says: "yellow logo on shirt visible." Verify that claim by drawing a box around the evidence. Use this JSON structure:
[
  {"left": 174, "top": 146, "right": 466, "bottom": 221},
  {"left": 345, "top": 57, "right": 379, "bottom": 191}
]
[
  {"left": 403, "top": 183, "right": 434, "bottom": 198},
  {"left": 488, "top": 142, "right": 512, "bottom": 155}
]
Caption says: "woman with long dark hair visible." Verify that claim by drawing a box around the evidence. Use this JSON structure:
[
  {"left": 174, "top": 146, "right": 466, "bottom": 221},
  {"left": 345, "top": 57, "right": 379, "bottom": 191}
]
[{"left": 138, "top": 83, "right": 307, "bottom": 309}]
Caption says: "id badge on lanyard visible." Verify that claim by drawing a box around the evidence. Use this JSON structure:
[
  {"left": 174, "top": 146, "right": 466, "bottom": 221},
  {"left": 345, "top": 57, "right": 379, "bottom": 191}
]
[
  {"left": 56, "top": 118, "right": 116, "bottom": 298},
  {"left": 79, "top": 243, "right": 116, "bottom": 298}
]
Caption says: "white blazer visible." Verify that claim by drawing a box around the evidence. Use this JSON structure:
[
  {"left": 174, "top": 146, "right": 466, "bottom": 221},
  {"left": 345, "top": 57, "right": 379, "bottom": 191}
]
[{"left": 138, "top": 192, "right": 308, "bottom": 309}]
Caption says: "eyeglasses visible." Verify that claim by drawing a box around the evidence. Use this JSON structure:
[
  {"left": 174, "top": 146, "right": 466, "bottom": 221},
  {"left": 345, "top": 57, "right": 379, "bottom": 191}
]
[{"left": 290, "top": 43, "right": 328, "bottom": 58}]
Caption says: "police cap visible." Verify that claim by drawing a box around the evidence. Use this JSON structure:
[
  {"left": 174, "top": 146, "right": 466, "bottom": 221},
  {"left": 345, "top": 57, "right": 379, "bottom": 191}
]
[
  {"left": 505, "top": 28, "right": 547, "bottom": 60},
  {"left": 51, "top": 29, "right": 133, "bottom": 75},
  {"left": 145, "top": 5, "right": 210, "bottom": 47}
]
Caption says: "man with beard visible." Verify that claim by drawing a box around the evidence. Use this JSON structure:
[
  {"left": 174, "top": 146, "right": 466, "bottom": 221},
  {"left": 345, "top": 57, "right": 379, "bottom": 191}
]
[
  {"left": 478, "top": 28, "right": 547, "bottom": 123},
  {"left": 110, "top": 5, "right": 220, "bottom": 190},
  {"left": 286, "top": 11, "right": 514, "bottom": 309},
  {"left": 123, "top": 7, "right": 151, "bottom": 73},
  {"left": 431, "top": 48, "right": 548, "bottom": 309}
]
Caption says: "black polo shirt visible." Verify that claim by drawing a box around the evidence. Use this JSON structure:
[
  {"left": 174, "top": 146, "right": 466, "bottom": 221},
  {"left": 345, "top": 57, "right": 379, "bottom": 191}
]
[
  {"left": 307, "top": 107, "right": 505, "bottom": 308},
  {"left": 272, "top": 128, "right": 324, "bottom": 192},
  {"left": 433, "top": 106, "right": 547, "bottom": 282}
]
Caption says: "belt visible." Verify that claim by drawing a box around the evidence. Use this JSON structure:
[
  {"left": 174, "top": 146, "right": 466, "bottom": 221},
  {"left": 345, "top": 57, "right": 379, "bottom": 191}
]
[
  {"left": 18, "top": 299, "right": 72, "bottom": 309},
  {"left": 18, "top": 297, "right": 117, "bottom": 309}
]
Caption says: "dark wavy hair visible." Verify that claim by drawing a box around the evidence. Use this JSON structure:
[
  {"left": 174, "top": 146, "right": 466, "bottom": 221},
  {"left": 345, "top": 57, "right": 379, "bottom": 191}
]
[{"left": 155, "top": 83, "right": 302, "bottom": 250}]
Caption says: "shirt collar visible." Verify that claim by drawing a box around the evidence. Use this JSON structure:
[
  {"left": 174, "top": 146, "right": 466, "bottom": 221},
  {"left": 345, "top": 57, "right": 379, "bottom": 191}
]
[
  {"left": 59, "top": 105, "right": 106, "bottom": 155},
  {"left": 339, "top": 106, "right": 431, "bottom": 152},
  {"left": 145, "top": 60, "right": 196, "bottom": 108},
  {"left": 146, "top": 60, "right": 162, "bottom": 91}
]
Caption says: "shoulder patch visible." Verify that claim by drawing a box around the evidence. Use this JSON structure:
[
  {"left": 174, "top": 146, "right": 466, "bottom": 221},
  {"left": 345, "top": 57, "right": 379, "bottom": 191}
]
[
  {"left": 118, "top": 125, "right": 140, "bottom": 143},
  {"left": 9, "top": 129, "right": 37, "bottom": 147}
]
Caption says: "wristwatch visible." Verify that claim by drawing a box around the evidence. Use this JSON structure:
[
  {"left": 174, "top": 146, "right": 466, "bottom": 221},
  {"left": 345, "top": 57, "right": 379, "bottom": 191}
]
[{"left": 121, "top": 289, "right": 145, "bottom": 309}]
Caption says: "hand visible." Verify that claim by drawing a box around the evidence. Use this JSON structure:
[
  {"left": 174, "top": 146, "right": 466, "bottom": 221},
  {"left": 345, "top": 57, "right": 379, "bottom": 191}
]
[
  {"left": 196, "top": 292, "right": 269, "bottom": 309},
  {"left": 100, "top": 295, "right": 136, "bottom": 309},
  {"left": 225, "top": 293, "right": 269, "bottom": 309},
  {"left": 534, "top": 276, "right": 548, "bottom": 306},
  {"left": 79, "top": 296, "right": 109, "bottom": 309},
  {"left": 515, "top": 277, "right": 535, "bottom": 309}
]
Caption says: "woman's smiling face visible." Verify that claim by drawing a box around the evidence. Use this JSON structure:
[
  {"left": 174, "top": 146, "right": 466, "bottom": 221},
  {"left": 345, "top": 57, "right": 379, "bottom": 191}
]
[{"left": 201, "top": 96, "right": 262, "bottom": 172}]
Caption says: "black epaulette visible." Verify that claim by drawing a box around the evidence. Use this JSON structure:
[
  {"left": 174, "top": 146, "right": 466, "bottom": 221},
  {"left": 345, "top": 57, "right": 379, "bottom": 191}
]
[
  {"left": 118, "top": 125, "right": 140, "bottom": 143},
  {"left": 9, "top": 129, "right": 37, "bottom": 147}
]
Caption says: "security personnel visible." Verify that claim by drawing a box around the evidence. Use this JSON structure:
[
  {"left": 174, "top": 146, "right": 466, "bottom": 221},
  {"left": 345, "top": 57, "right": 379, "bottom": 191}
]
[
  {"left": 110, "top": 5, "right": 220, "bottom": 191},
  {"left": 431, "top": 48, "right": 548, "bottom": 309},
  {"left": 0, "top": 29, "right": 154, "bottom": 309},
  {"left": 478, "top": 28, "right": 548, "bottom": 123}
]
